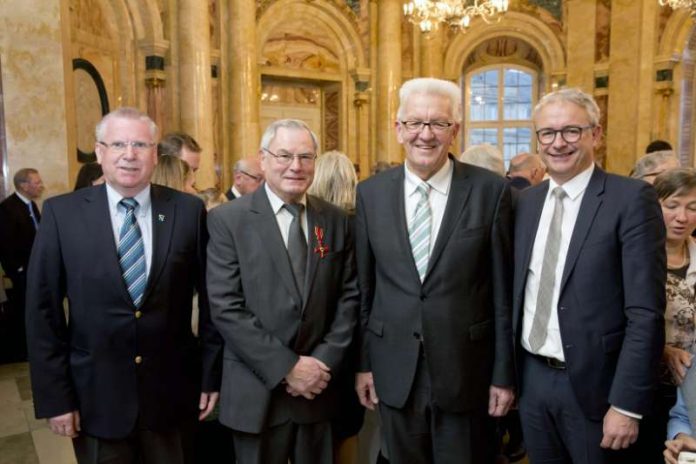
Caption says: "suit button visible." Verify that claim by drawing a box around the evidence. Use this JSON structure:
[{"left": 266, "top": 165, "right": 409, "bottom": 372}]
[
  {"left": 559, "top": 306, "right": 566, "bottom": 311},
  {"left": 135, "top": 311, "right": 142, "bottom": 319},
  {"left": 134, "top": 356, "right": 143, "bottom": 364}
]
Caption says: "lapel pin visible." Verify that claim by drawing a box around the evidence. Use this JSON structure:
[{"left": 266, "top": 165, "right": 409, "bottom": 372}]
[{"left": 158, "top": 214, "right": 165, "bottom": 222}]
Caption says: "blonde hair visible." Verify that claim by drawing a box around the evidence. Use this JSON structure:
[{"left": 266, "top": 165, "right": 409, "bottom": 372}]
[
  {"left": 152, "top": 154, "right": 192, "bottom": 191},
  {"left": 309, "top": 150, "right": 358, "bottom": 211}
]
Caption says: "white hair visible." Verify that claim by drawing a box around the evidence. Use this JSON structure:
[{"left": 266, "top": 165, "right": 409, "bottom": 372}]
[
  {"left": 95, "top": 107, "right": 159, "bottom": 142},
  {"left": 397, "top": 78, "right": 462, "bottom": 122},
  {"left": 459, "top": 144, "right": 505, "bottom": 176},
  {"left": 259, "top": 119, "right": 319, "bottom": 152}
]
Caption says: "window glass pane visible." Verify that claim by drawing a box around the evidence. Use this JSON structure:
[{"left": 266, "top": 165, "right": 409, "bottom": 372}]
[
  {"left": 503, "top": 127, "right": 532, "bottom": 165},
  {"left": 469, "top": 128, "right": 498, "bottom": 147},
  {"left": 469, "top": 69, "right": 498, "bottom": 121},
  {"left": 503, "top": 69, "right": 533, "bottom": 121}
]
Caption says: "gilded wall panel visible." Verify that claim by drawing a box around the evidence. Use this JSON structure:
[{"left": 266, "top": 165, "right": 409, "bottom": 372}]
[
  {"left": 261, "top": 22, "right": 341, "bottom": 74},
  {"left": 595, "top": 0, "right": 611, "bottom": 62}
]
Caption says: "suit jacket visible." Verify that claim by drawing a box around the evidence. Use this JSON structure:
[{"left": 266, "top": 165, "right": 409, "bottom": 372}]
[
  {"left": 0, "top": 193, "right": 40, "bottom": 281},
  {"left": 26, "top": 184, "right": 222, "bottom": 439},
  {"left": 225, "top": 188, "right": 236, "bottom": 201},
  {"left": 355, "top": 158, "right": 514, "bottom": 412},
  {"left": 512, "top": 168, "right": 666, "bottom": 420},
  {"left": 206, "top": 187, "right": 359, "bottom": 433}
]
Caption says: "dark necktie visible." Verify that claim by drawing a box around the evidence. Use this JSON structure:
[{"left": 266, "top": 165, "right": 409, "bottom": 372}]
[
  {"left": 118, "top": 198, "right": 146, "bottom": 307},
  {"left": 529, "top": 187, "right": 567, "bottom": 351},
  {"left": 27, "top": 202, "right": 39, "bottom": 230},
  {"left": 284, "top": 203, "right": 307, "bottom": 296}
]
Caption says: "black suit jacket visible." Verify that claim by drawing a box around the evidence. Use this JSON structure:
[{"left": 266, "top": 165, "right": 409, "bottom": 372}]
[
  {"left": 355, "top": 158, "right": 514, "bottom": 412},
  {"left": 512, "top": 168, "right": 666, "bottom": 420},
  {"left": 206, "top": 187, "right": 359, "bottom": 433},
  {"left": 0, "top": 193, "right": 40, "bottom": 280},
  {"left": 26, "top": 184, "right": 222, "bottom": 439}
]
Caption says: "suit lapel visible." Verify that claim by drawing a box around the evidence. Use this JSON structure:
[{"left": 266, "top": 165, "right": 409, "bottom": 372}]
[
  {"left": 559, "top": 168, "right": 605, "bottom": 293},
  {"left": 82, "top": 185, "right": 134, "bottom": 306},
  {"left": 425, "top": 159, "right": 472, "bottom": 280},
  {"left": 250, "top": 188, "right": 303, "bottom": 307},
  {"left": 303, "top": 197, "right": 324, "bottom": 310},
  {"left": 517, "top": 182, "right": 549, "bottom": 294},
  {"left": 143, "top": 185, "right": 175, "bottom": 303}
]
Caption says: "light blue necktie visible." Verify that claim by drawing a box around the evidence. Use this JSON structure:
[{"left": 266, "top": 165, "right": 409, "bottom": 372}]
[
  {"left": 408, "top": 182, "right": 432, "bottom": 282},
  {"left": 118, "top": 198, "right": 146, "bottom": 307}
]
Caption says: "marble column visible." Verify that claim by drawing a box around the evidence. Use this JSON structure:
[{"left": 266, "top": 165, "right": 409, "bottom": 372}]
[
  {"left": 376, "top": 0, "right": 403, "bottom": 164},
  {"left": 565, "top": 0, "right": 596, "bottom": 92},
  {"left": 354, "top": 90, "right": 370, "bottom": 180},
  {"left": 228, "top": 0, "right": 260, "bottom": 180},
  {"left": 606, "top": 0, "right": 658, "bottom": 175},
  {"left": 178, "top": 0, "right": 215, "bottom": 189},
  {"left": 419, "top": 28, "right": 444, "bottom": 78},
  {"left": 0, "top": 0, "right": 72, "bottom": 198}
]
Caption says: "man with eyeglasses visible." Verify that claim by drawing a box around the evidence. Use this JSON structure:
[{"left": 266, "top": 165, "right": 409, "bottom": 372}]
[
  {"left": 355, "top": 77, "right": 515, "bottom": 463},
  {"left": 513, "top": 88, "right": 666, "bottom": 463},
  {"left": 25, "top": 107, "right": 222, "bottom": 464},
  {"left": 207, "top": 119, "right": 358, "bottom": 463},
  {"left": 225, "top": 156, "right": 264, "bottom": 200}
]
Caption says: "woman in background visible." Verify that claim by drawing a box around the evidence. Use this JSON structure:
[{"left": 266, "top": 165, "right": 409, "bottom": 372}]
[
  {"left": 645, "top": 168, "right": 696, "bottom": 462},
  {"left": 152, "top": 154, "right": 196, "bottom": 194},
  {"left": 308, "top": 150, "right": 364, "bottom": 464},
  {"left": 73, "top": 162, "right": 104, "bottom": 190}
]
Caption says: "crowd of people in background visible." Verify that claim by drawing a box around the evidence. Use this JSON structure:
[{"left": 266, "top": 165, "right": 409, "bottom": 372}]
[{"left": 0, "top": 78, "right": 695, "bottom": 464}]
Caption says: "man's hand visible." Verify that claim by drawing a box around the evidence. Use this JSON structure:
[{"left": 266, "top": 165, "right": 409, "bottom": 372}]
[
  {"left": 198, "top": 391, "right": 219, "bottom": 421},
  {"left": 48, "top": 410, "right": 81, "bottom": 438},
  {"left": 664, "top": 346, "right": 693, "bottom": 385},
  {"left": 600, "top": 408, "right": 639, "bottom": 450},
  {"left": 355, "top": 372, "right": 378, "bottom": 410},
  {"left": 285, "top": 356, "right": 331, "bottom": 400},
  {"left": 665, "top": 434, "right": 696, "bottom": 464},
  {"left": 488, "top": 385, "right": 515, "bottom": 417}
]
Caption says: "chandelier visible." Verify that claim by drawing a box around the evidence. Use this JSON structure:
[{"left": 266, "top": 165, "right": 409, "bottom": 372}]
[
  {"left": 659, "top": 0, "right": 696, "bottom": 17},
  {"left": 403, "top": 0, "right": 510, "bottom": 33}
]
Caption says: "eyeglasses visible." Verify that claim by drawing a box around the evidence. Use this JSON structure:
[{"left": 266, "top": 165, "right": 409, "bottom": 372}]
[
  {"left": 399, "top": 120, "right": 455, "bottom": 133},
  {"left": 98, "top": 141, "right": 155, "bottom": 153},
  {"left": 262, "top": 148, "right": 317, "bottom": 165},
  {"left": 239, "top": 170, "right": 263, "bottom": 182},
  {"left": 535, "top": 125, "right": 594, "bottom": 145}
]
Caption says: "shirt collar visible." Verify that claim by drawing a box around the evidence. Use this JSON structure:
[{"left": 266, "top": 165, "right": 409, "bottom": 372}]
[
  {"left": 404, "top": 158, "right": 453, "bottom": 196},
  {"left": 15, "top": 192, "right": 31, "bottom": 205},
  {"left": 264, "top": 183, "right": 306, "bottom": 215},
  {"left": 548, "top": 164, "right": 595, "bottom": 201},
  {"left": 105, "top": 183, "right": 152, "bottom": 214},
  {"left": 231, "top": 186, "right": 242, "bottom": 198}
]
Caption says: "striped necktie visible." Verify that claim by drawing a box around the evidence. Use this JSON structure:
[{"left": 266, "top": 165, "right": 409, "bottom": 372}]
[
  {"left": 528, "top": 187, "right": 567, "bottom": 352},
  {"left": 118, "top": 198, "right": 146, "bottom": 307},
  {"left": 409, "top": 182, "right": 432, "bottom": 282}
]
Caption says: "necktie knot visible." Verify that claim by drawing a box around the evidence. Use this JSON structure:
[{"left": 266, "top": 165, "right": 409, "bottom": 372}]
[
  {"left": 284, "top": 203, "right": 304, "bottom": 218},
  {"left": 120, "top": 198, "right": 138, "bottom": 212},
  {"left": 416, "top": 182, "right": 431, "bottom": 199},
  {"left": 551, "top": 187, "right": 566, "bottom": 201}
]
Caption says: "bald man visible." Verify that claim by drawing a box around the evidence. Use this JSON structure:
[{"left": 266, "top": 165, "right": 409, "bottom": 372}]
[
  {"left": 508, "top": 153, "right": 546, "bottom": 190},
  {"left": 225, "top": 157, "right": 264, "bottom": 200}
]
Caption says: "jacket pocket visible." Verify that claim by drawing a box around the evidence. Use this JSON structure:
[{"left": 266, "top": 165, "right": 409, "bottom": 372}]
[{"left": 367, "top": 318, "right": 383, "bottom": 337}]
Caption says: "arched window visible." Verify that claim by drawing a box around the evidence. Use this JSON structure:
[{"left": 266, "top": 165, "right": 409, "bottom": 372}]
[{"left": 464, "top": 66, "right": 537, "bottom": 166}]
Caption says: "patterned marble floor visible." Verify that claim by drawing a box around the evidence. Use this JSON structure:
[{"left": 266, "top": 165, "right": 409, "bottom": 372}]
[{"left": 0, "top": 362, "right": 76, "bottom": 464}]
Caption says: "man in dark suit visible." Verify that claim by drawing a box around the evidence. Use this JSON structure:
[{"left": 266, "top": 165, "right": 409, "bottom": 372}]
[
  {"left": 507, "top": 152, "right": 546, "bottom": 190},
  {"left": 26, "top": 108, "right": 221, "bottom": 464},
  {"left": 225, "top": 156, "right": 263, "bottom": 200},
  {"left": 207, "top": 119, "right": 359, "bottom": 463},
  {"left": 355, "top": 77, "right": 515, "bottom": 463},
  {"left": 513, "top": 88, "right": 666, "bottom": 463},
  {"left": 0, "top": 167, "right": 43, "bottom": 363}
]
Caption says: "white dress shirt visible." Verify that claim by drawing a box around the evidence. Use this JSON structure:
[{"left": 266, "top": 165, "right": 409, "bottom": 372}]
[
  {"left": 404, "top": 159, "right": 454, "bottom": 257},
  {"left": 521, "top": 164, "right": 595, "bottom": 361},
  {"left": 105, "top": 183, "right": 153, "bottom": 278},
  {"left": 264, "top": 183, "right": 308, "bottom": 247}
]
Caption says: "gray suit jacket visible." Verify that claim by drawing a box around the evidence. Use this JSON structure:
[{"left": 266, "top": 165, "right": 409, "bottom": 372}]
[
  {"left": 207, "top": 186, "right": 359, "bottom": 433},
  {"left": 356, "top": 158, "right": 514, "bottom": 412}
]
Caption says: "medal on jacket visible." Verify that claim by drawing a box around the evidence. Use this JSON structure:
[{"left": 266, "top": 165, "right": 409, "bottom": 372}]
[{"left": 313, "top": 226, "right": 329, "bottom": 258}]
